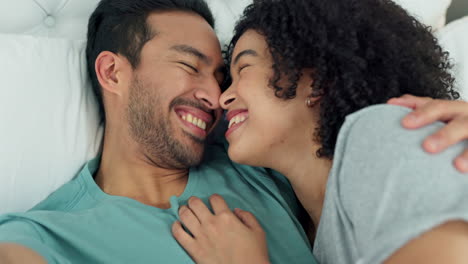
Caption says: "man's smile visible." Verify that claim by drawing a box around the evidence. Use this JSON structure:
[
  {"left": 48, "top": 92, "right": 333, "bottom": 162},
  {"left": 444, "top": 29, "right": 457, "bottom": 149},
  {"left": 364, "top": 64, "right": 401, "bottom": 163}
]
[{"left": 175, "top": 106, "right": 215, "bottom": 138}]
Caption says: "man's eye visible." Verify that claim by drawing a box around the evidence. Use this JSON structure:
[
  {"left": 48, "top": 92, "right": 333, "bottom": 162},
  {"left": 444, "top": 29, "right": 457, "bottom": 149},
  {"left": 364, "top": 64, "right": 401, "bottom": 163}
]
[{"left": 179, "top": 62, "right": 198, "bottom": 73}]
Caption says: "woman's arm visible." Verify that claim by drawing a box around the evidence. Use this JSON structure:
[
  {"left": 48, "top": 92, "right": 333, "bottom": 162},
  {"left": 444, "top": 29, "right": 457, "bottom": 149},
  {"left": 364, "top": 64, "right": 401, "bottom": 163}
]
[
  {"left": 0, "top": 243, "right": 47, "bottom": 264},
  {"left": 385, "top": 221, "right": 468, "bottom": 264}
]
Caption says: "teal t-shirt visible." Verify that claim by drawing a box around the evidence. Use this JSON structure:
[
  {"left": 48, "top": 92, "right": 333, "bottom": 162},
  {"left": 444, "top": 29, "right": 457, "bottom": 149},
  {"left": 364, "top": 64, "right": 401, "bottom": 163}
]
[{"left": 0, "top": 143, "right": 316, "bottom": 263}]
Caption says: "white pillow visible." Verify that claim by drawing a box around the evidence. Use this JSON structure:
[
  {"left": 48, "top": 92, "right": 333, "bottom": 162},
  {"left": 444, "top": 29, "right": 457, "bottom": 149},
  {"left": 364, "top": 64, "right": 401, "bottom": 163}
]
[
  {"left": 436, "top": 17, "right": 468, "bottom": 99},
  {"left": 393, "top": 0, "right": 452, "bottom": 31},
  {"left": 0, "top": 34, "right": 103, "bottom": 214},
  {"left": 206, "top": 0, "right": 252, "bottom": 46},
  {"left": 207, "top": 0, "right": 452, "bottom": 46}
]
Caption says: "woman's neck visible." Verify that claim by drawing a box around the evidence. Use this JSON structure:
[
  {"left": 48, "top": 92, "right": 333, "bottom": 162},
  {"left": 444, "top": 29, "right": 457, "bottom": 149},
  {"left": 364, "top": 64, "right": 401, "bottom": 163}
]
[{"left": 273, "top": 144, "right": 332, "bottom": 228}]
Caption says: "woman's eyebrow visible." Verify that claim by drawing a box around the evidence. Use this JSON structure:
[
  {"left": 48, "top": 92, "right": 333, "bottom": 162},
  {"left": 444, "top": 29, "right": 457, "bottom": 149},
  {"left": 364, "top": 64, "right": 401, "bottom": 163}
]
[{"left": 232, "top": 49, "right": 258, "bottom": 66}]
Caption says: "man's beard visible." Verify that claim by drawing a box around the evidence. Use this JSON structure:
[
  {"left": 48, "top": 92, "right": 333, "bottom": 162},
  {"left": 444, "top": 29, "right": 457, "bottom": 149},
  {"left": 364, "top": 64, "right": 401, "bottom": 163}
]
[{"left": 126, "top": 77, "right": 205, "bottom": 169}]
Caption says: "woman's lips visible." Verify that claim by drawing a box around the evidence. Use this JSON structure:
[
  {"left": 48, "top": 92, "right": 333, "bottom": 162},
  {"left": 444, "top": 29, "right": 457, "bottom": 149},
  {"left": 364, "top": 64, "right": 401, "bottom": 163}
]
[{"left": 225, "top": 111, "right": 249, "bottom": 138}]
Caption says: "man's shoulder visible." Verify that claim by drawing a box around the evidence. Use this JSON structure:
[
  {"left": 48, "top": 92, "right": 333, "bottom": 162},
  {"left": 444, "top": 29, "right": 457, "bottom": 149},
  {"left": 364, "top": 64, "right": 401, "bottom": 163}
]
[
  {"left": 30, "top": 163, "right": 92, "bottom": 212},
  {"left": 0, "top": 162, "right": 95, "bottom": 242}
]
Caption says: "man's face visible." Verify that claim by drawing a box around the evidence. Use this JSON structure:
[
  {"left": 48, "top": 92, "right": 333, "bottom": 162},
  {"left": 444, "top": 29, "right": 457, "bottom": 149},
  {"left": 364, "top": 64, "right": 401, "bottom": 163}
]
[{"left": 125, "top": 11, "right": 224, "bottom": 169}]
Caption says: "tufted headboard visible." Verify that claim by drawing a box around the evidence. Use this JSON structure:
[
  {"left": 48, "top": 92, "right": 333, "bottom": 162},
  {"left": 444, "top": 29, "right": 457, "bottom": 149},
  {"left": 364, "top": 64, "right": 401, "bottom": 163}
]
[
  {"left": 0, "top": 0, "right": 249, "bottom": 44},
  {"left": 0, "top": 0, "right": 99, "bottom": 39}
]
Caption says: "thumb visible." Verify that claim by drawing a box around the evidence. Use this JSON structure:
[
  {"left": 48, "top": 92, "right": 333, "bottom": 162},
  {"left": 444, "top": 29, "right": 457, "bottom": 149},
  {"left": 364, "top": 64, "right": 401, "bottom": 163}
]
[{"left": 234, "top": 208, "right": 263, "bottom": 231}]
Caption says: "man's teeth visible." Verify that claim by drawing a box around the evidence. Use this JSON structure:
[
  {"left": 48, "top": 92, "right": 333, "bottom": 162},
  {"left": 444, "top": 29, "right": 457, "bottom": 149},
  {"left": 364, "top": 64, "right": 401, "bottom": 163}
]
[
  {"left": 228, "top": 115, "right": 247, "bottom": 129},
  {"left": 182, "top": 114, "right": 207, "bottom": 130}
]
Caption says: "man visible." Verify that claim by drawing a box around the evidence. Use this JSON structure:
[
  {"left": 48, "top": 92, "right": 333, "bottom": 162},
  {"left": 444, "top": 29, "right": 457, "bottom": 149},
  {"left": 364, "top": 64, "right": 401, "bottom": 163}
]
[{"left": 0, "top": 0, "right": 315, "bottom": 263}]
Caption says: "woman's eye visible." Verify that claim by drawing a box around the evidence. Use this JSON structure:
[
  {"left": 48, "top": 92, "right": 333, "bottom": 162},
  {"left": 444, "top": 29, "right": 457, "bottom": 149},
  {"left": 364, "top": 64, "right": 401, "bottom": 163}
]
[
  {"left": 179, "top": 62, "right": 198, "bottom": 73},
  {"left": 238, "top": 65, "right": 250, "bottom": 74}
]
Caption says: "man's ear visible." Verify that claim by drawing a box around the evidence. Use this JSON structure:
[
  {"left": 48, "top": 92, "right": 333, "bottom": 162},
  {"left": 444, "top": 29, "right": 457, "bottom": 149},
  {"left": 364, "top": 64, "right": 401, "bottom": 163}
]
[{"left": 95, "top": 51, "right": 125, "bottom": 96}]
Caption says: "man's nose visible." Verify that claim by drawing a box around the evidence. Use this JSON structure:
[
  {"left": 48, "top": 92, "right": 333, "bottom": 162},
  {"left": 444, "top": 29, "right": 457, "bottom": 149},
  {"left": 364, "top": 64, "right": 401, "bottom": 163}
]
[{"left": 194, "top": 80, "right": 221, "bottom": 110}]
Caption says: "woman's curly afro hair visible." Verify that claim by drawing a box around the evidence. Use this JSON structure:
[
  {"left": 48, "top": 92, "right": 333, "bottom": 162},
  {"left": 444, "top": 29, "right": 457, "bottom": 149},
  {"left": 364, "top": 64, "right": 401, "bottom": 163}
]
[{"left": 226, "top": 0, "right": 459, "bottom": 159}]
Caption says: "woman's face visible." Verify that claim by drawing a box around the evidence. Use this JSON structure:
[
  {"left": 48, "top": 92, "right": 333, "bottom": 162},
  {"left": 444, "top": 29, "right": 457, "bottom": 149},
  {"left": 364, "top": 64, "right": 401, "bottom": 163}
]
[{"left": 219, "top": 30, "right": 317, "bottom": 168}]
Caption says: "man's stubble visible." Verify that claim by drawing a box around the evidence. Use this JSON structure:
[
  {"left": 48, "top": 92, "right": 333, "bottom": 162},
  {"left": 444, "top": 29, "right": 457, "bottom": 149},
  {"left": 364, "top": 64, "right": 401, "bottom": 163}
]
[{"left": 126, "top": 76, "right": 205, "bottom": 169}]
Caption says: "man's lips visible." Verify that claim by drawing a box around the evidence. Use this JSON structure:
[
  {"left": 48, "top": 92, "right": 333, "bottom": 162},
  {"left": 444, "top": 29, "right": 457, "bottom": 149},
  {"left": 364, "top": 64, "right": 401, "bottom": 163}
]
[
  {"left": 176, "top": 106, "right": 213, "bottom": 123},
  {"left": 175, "top": 106, "right": 218, "bottom": 135}
]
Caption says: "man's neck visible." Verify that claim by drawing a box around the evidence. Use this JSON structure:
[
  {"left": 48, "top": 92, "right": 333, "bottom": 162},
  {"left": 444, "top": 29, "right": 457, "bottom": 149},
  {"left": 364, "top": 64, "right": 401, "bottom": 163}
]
[{"left": 94, "top": 134, "right": 189, "bottom": 209}]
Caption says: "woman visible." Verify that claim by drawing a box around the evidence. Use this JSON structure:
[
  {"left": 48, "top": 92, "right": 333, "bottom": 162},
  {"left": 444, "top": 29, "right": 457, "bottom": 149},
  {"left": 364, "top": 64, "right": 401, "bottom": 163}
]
[{"left": 172, "top": 0, "right": 468, "bottom": 263}]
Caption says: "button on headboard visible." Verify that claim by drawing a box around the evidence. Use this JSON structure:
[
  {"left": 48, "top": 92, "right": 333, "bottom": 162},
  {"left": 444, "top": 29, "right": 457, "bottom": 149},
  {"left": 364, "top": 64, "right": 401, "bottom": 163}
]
[
  {"left": 0, "top": 0, "right": 250, "bottom": 44},
  {"left": 0, "top": 0, "right": 99, "bottom": 39}
]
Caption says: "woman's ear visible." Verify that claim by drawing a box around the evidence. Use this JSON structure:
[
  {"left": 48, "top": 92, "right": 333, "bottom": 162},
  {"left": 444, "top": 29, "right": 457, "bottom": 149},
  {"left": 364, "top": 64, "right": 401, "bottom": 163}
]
[
  {"left": 306, "top": 96, "right": 321, "bottom": 108},
  {"left": 95, "top": 51, "right": 125, "bottom": 97},
  {"left": 300, "top": 68, "right": 321, "bottom": 107}
]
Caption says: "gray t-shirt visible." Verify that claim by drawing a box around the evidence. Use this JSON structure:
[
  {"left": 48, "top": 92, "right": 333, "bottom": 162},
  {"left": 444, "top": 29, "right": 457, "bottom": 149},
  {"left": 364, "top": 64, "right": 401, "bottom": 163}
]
[{"left": 313, "top": 104, "right": 468, "bottom": 264}]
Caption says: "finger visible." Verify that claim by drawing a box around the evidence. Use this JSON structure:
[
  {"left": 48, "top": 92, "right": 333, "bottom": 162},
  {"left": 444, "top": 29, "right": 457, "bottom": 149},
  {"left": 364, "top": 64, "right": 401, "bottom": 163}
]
[
  {"left": 401, "top": 100, "right": 466, "bottom": 129},
  {"left": 455, "top": 151, "right": 468, "bottom": 173},
  {"left": 422, "top": 117, "right": 468, "bottom": 153},
  {"left": 172, "top": 221, "right": 197, "bottom": 253},
  {"left": 387, "top": 94, "right": 432, "bottom": 109},
  {"left": 209, "top": 194, "right": 231, "bottom": 215},
  {"left": 234, "top": 208, "right": 263, "bottom": 231},
  {"left": 187, "top": 196, "right": 213, "bottom": 223},
  {"left": 178, "top": 205, "right": 201, "bottom": 236}
]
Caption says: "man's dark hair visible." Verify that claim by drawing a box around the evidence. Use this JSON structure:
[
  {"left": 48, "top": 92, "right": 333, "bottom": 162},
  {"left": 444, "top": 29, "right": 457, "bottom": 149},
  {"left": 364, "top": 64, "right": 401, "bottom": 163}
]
[
  {"left": 86, "top": 0, "right": 215, "bottom": 122},
  {"left": 227, "top": 0, "right": 459, "bottom": 159}
]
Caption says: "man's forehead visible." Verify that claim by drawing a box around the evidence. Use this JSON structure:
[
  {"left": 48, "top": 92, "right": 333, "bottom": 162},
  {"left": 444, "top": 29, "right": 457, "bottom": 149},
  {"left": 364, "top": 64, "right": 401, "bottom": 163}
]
[
  {"left": 143, "top": 11, "right": 223, "bottom": 68},
  {"left": 147, "top": 12, "right": 219, "bottom": 48},
  {"left": 146, "top": 11, "right": 213, "bottom": 35}
]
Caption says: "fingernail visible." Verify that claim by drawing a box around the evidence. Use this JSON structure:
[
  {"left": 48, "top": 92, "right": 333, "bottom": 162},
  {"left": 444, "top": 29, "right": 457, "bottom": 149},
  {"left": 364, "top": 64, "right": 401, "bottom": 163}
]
[
  {"left": 405, "top": 114, "right": 420, "bottom": 125},
  {"left": 456, "top": 158, "right": 468, "bottom": 172},
  {"left": 425, "top": 138, "right": 440, "bottom": 152}
]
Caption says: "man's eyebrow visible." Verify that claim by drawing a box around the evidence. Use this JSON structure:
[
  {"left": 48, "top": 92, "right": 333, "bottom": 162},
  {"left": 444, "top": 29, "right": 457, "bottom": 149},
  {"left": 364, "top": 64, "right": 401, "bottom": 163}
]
[
  {"left": 170, "top": 44, "right": 211, "bottom": 65},
  {"left": 233, "top": 49, "right": 258, "bottom": 66}
]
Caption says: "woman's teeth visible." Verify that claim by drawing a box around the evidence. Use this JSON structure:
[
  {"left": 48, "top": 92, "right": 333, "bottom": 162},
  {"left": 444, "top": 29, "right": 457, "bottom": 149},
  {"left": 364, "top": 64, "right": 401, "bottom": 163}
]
[
  {"left": 182, "top": 114, "right": 207, "bottom": 130},
  {"left": 228, "top": 115, "right": 247, "bottom": 129}
]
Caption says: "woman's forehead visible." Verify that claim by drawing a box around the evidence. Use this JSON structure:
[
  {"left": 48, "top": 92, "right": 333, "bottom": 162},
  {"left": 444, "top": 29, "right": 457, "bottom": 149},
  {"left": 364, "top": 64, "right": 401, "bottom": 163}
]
[{"left": 232, "top": 30, "right": 270, "bottom": 61}]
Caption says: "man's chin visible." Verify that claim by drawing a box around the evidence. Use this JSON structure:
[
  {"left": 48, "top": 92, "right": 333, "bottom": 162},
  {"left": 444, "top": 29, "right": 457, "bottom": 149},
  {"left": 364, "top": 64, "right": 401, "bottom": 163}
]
[
  {"left": 178, "top": 149, "right": 204, "bottom": 168},
  {"left": 183, "top": 130, "right": 206, "bottom": 145},
  {"left": 173, "top": 135, "right": 206, "bottom": 166}
]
